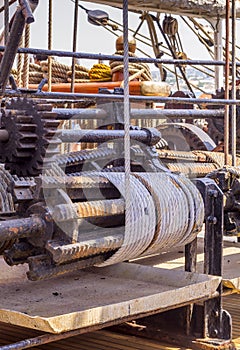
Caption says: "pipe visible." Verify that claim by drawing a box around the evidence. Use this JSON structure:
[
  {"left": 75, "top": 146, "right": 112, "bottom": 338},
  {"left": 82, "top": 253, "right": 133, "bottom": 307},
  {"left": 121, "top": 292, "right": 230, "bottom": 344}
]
[
  {"left": 52, "top": 107, "right": 107, "bottom": 120},
  {"left": 53, "top": 107, "right": 224, "bottom": 121},
  {"left": 57, "top": 128, "right": 161, "bottom": 146},
  {"left": 2, "top": 89, "right": 240, "bottom": 106},
  {"left": 0, "top": 45, "right": 239, "bottom": 67},
  {"left": 224, "top": 0, "right": 230, "bottom": 165},
  {"left": 4, "top": 0, "right": 9, "bottom": 45},
  {"left": 231, "top": 0, "right": 237, "bottom": 166},
  {"left": 70, "top": 0, "right": 79, "bottom": 93},
  {"left": 0, "top": 216, "right": 45, "bottom": 242},
  {"left": 0, "top": 8, "right": 25, "bottom": 91}
]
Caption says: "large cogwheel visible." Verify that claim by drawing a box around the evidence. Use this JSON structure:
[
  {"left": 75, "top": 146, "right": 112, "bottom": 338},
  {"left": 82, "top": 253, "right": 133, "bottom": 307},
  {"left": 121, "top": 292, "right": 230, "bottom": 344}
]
[
  {"left": 157, "top": 123, "right": 216, "bottom": 151},
  {"left": 0, "top": 98, "right": 61, "bottom": 176}
]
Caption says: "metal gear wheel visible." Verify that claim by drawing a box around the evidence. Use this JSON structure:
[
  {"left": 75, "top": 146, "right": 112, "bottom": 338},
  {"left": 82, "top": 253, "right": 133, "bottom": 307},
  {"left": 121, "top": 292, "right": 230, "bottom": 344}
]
[
  {"left": 0, "top": 97, "right": 61, "bottom": 176},
  {"left": 157, "top": 122, "right": 216, "bottom": 151}
]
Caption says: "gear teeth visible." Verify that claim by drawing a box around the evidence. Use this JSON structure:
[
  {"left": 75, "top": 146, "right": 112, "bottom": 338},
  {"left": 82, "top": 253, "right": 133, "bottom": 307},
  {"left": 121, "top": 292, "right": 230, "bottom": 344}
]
[{"left": 0, "top": 98, "right": 61, "bottom": 176}]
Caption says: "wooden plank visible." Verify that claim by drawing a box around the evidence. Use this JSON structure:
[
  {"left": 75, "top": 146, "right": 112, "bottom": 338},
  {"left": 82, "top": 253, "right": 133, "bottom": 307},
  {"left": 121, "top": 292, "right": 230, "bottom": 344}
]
[
  {"left": 0, "top": 259, "right": 220, "bottom": 333},
  {"left": 84, "top": 0, "right": 240, "bottom": 19},
  {"left": 136, "top": 237, "right": 240, "bottom": 292},
  {"left": 0, "top": 294, "right": 239, "bottom": 349}
]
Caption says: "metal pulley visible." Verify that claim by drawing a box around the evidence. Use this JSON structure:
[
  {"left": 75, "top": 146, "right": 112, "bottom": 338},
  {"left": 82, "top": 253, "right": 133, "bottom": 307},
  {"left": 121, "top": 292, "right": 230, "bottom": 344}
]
[
  {"left": 162, "top": 15, "right": 178, "bottom": 36},
  {"left": 87, "top": 9, "right": 109, "bottom": 26},
  {"left": 87, "top": 9, "right": 118, "bottom": 30}
]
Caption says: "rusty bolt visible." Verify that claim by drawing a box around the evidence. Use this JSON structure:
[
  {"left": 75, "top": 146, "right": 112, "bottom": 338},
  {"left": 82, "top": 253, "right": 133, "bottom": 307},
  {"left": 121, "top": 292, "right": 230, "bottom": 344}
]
[{"left": 207, "top": 216, "right": 217, "bottom": 224}]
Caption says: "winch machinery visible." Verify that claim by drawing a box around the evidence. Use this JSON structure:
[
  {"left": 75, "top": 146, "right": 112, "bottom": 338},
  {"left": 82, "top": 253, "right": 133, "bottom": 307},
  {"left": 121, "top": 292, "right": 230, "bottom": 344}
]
[{"left": 0, "top": 0, "right": 240, "bottom": 283}]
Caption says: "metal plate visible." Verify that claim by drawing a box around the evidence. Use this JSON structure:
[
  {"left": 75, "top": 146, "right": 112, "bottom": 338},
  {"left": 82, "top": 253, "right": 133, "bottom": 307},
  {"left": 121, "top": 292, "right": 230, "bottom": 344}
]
[{"left": 0, "top": 259, "right": 220, "bottom": 334}]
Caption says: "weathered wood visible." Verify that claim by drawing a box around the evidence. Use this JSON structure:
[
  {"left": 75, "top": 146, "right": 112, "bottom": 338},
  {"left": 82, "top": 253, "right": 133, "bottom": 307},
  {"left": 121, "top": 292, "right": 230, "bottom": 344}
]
[{"left": 84, "top": 0, "right": 240, "bottom": 19}]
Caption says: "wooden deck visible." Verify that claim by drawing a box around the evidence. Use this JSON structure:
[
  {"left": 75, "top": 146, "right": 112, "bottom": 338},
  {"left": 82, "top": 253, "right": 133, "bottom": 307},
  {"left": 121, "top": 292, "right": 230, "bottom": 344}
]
[
  {"left": 0, "top": 294, "right": 239, "bottom": 349},
  {"left": 0, "top": 237, "right": 239, "bottom": 348}
]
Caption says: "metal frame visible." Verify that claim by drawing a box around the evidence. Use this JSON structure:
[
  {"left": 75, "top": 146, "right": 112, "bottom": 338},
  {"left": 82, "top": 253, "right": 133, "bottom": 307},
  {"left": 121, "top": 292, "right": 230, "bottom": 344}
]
[{"left": 0, "top": 0, "right": 238, "bottom": 348}]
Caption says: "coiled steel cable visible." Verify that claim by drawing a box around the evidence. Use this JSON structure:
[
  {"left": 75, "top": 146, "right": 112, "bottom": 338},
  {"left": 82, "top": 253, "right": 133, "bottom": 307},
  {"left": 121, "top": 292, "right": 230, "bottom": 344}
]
[
  {"left": 132, "top": 173, "right": 204, "bottom": 255},
  {"left": 0, "top": 166, "right": 15, "bottom": 253},
  {"left": 96, "top": 173, "right": 156, "bottom": 266}
]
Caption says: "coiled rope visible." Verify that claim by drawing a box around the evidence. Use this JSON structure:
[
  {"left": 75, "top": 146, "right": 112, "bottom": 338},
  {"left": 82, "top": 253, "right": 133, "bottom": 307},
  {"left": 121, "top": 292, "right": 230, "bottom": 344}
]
[
  {"left": 88, "top": 63, "right": 112, "bottom": 82},
  {"left": 133, "top": 173, "right": 204, "bottom": 255},
  {"left": 67, "top": 64, "right": 90, "bottom": 83},
  {"left": 0, "top": 165, "right": 15, "bottom": 254},
  {"left": 94, "top": 172, "right": 204, "bottom": 266},
  {"left": 96, "top": 173, "right": 156, "bottom": 266},
  {"left": 109, "top": 50, "right": 152, "bottom": 81}
]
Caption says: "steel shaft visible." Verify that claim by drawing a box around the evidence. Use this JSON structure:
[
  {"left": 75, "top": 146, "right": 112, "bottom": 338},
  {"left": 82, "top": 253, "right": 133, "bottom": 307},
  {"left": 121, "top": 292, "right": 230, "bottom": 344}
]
[
  {"left": 57, "top": 128, "right": 161, "bottom": 146},
  {"left": 0, "top": 216, "right": 45, "bottom": 242}
]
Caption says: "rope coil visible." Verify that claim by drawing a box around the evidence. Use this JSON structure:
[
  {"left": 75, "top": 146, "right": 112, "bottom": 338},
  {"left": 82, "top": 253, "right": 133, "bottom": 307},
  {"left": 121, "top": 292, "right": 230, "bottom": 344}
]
[
  {"left": 109, "top": 50, "right": 152, "bottom": 81},
  {"left": 92, "top": 172, "right": 204, "bottom": 266}
]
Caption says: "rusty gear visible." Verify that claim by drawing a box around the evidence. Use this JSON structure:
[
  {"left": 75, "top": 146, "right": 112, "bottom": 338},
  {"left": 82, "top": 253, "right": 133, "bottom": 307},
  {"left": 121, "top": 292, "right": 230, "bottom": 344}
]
[{"left": 0, "top": 98, "right": 60, "bottom": 176}]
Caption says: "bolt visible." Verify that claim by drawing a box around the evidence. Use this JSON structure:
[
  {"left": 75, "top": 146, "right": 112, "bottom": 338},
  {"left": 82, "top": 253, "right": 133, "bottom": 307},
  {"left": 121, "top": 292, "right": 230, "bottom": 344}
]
[
  {"left": 208, "top": 189, "right": 218, "bottom": 198},
  {"left": 45, "top": 212, "right": 53, "bottom": 222},
  {"left": 207, "top": 216, "right": 217, "bottom": 224}
]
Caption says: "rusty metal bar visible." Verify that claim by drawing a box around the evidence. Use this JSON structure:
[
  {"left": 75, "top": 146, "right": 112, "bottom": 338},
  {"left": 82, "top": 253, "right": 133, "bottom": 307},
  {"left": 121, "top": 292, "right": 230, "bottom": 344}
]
[
  {"left": 19, "top": 0, "right": 35, "bottom": 24},
  {"left": 52, "top": 107, "right": 107, "bottom": 119},
  {"left": 70, "top": 0, "right": 79, "bottom": 93},
  {"left": 57, "top": 128, "right": 161, "bottom": 145},
  {"left": 0, "top": 8, "right": 25, "bottom": 91},
  {"left": 0, "top": 216, "right": 45, "bottom": 242},
  {"left": 0, "top": 45, "right": 239, "bottom": 67},
  {"left": 231, "top": 0, "right": 237, "bottom": 166},
  {"left": 27, "top": 254, "right": 105, "bottom": 281},
  {"left": 4, "top": 0, "right": 9, "bottom": 46},
  {"left": 130, "top": 108, "right": 224, "bottom": 119},
  {"left": 48, "top": 0, "right": 52, "bottom": 92},
  {"left": 53, "top": 107, "right": 224, "bottom": 120},
  {"left": 0, "top": 0, "right": 16, "bottom": 14},
  {"left": 2, "top": 89, "right": 240, "bottom": 106},
  {"left": 52, "top": 198, "right": 125, "bottom": 221},
  {"left": 46, "top": 230, "right": 124, "bottom": 263},
  {"left": 224, "top": 0, "right": 230, "bottom": 165}
]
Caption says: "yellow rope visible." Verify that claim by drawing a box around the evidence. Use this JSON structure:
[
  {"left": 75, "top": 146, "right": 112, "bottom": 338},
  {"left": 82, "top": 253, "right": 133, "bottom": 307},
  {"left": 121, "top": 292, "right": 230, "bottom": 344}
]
[{"left": 89, "top": 63, "right": 112, "bottom": 81}]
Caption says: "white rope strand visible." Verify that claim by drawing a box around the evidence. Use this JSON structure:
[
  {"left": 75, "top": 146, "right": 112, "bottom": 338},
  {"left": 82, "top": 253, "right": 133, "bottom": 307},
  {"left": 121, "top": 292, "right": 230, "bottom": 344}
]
[{"left": 123, "top": 0, "right": 131, "bottom": 260}]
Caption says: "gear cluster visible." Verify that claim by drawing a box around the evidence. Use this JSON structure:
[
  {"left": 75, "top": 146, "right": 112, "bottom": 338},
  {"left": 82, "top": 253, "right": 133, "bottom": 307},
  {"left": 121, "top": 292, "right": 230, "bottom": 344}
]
[{"left": 0, "top": 98, "right": 61, "bottom": 175}]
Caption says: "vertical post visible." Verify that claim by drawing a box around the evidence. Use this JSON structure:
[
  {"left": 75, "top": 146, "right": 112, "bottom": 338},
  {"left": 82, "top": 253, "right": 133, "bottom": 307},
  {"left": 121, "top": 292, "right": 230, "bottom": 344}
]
[
  {"left": 4, "top": 0, "right": 9, "bottom": 45},
  {"left": 123, "top": 0, "right": 131, "bottom": 251},
  {"left": 202, "top": 181, "right": 225, "bottom": 339},
  {"left": 71, "top": 0, "right": 79, "bottom": 94},
  {"left": 231, "top": 0, "right": 236, "bottom": 166},
  {"left": 48, "top": 0, "right": 52, "bottom": 92},
  {"left": 184, "top": 238, "right": 197, "bottom": 335},
  {"left": 224, "top": 0, "right": 230, "bottom": 165},
  {"left": 194, "top": 178, "right": 231, "bottom": 340},
  {"left": 214, "top": 18, "right": 224, "bottom": 91}
]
